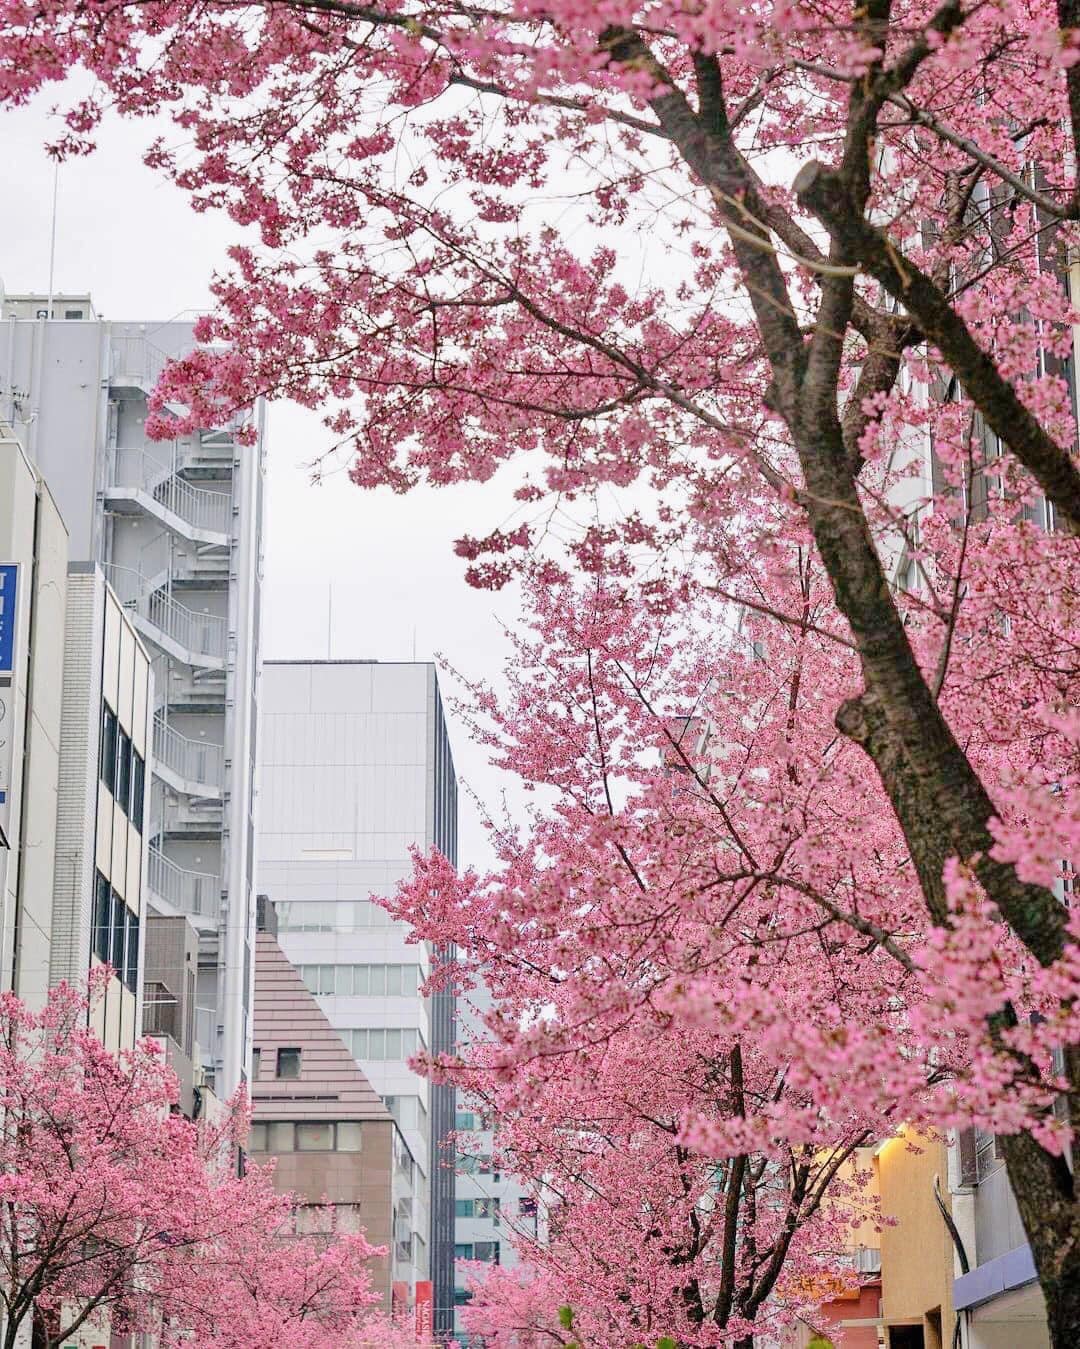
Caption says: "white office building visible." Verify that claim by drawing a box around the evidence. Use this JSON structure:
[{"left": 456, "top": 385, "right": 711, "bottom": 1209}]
[
  {"left": 0, "top": 290, "right": 265, "bottom": 1096},
  {"left": 257, "top": 659, "right": 458, "bottom": 1323}
]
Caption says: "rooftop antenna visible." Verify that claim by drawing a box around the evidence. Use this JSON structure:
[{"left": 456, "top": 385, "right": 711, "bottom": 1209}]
[{"left": 45, "top": 161, "right": 59, "bottom": 319}]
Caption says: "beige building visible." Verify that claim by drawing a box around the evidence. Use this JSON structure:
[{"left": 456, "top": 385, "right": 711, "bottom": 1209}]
[
  {"left": 57, "top": 565, "right": 153, "bottom": 1054},
  {"left": 790, "top": 1129, "right": 957, "bottom": 1349},
  {"left": 876, "top": 1129, "right": 956, "bottom": 1349},
  {"left": 247, "top": 916, "right": 413, "bottom": 1308}
]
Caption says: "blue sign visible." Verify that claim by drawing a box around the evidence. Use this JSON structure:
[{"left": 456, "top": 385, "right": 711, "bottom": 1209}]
[{"left": 0, "top": 566, "right": 17, "bottom": 675}]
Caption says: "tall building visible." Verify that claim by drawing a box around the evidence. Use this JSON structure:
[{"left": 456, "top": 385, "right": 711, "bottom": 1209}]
[
  {"left": 0, "top": 420, "right": 154, "bottom": 1056},
  {"left": 0, "top": 291, "right": 266, "bottom": 1095},
  {"left": 257, "top": 659, "right": 458, "bottom": 1324}
]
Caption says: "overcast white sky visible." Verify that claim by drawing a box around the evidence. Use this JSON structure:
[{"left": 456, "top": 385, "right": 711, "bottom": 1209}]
[{"left": 2, "top": 101, "right": 523, "bottom": 871}]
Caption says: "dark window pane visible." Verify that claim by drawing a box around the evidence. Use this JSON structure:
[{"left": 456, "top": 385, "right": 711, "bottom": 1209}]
[
  {"left": 130, "top": 751, "right": 145, "bottom": 825},
  {"left": 251, "top": 1048, "right": 261, "bottom": 1081},
  {"left": 116, "top": 729, "right": 132, "bottom": 818},
  {"left": 110, "top": 892, "right": 126, "bottom": 973},
  {"left": 93, "top": 873, "right": 111, "bottom": 963},
  {"left": 100, "top": 705, "right": 117, "bottom": 792},
  {"left": 276, "top": 1048, "right": 301, "bottom": 1079},
  {"left": 124, "top": 911, "right": 139, "bottom": 990}
]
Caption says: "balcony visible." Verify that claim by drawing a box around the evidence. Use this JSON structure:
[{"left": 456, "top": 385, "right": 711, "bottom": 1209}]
[
  {"left": 105, "top": 450, "right": 231, "bottom": 546},
  {"left": 153, "top": 712, "right": 224, "bottom": 799},
  {"left": 147, "top": 846, "right": 220, "bottom": 924}
]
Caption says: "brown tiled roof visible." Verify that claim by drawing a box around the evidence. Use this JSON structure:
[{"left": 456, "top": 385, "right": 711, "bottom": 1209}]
[{"left": 251, "top": 933, "right": 393, "bottom": 1123}]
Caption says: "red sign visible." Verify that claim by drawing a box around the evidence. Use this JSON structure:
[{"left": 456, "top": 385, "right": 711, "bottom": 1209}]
[{"left": 414, "top": 1279, "right": 434, "bottom": 1340}]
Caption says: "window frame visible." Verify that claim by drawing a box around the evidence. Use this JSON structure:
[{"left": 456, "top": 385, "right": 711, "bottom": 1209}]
[
  {"left": 100, "top": 703, "right": 118, "bottom": 793},
  {"left": 276, "top": 1047, "right": 302, "bottom": 1080},
  {"left": 115, "top": 726, "right": 132, "bottom": 818}
]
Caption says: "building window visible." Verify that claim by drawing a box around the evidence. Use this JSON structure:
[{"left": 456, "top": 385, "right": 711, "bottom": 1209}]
[
  {"left": 455, "top": 1111, "right": 476, "bottom": 1131},
  {"left": 248, "top": 1122, "right": 268, "bottom": 1152},
  {"left": 454, "top": 1244, "right": 473, "bottom": 1261},
  {"left": 473, "top": 1241, "right": 500, "bottom": 1264},
  {"left": 296, "top": 1123, "right": 335, "bottom": 1152},
  {"left": 476, "top": 1198, "right": 499, "bottom": 1222},
  {"left": 131, "top": 750, "right": 145, "bottom": 825},
  {"left": 455, "top": 1200, "right": 475, "bottom": 1219},
  {"left": 115, "top": 728, "right": 132, "bottom": 817},
  {"left": 336, "top": 1122, "right": 363, "bottom": 1152},
  {"left": 251, "top": 1048, "right": 261, "bottom": 1081},
  {"left": 110, "top": 890, "right": 126, "bottom": 974},
  {"left": 100, "top": 704, "right": 118, "bottom": 793},
  {"left": 518, "top": 1197, "right": 538, "bottom": 1219},
  {"left": 267, "top": 1122, "right": 294, "bottom": 1152},
  {"left": 63, "top": 310, "right": 84, "bottom": 320},
  {"left": 453, "top": 1288, "right": 473, "bottom": 1306},
  {"left": 298, "top": 963, "right": 422, "bottom": 997},
  {"left": 123, "top": 910, "right": 139, "bottom": 991},
  {"left": 276, "top": 1047, "right": 301, "bottom": 1079},
  {"left": 275, "top": 900, "right": 395, "bottom": 933},
  {"left": 346, "top": 1027, "right": 423, "bottom": 1061},
  {"left": 93, "top": 872, "right": 111, "bottom": 963},
  {"left": 295, "top": 1204, "right": 335, "bottom": 1234}
]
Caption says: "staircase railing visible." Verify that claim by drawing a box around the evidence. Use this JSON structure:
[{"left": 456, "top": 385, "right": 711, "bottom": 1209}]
[
  {"left": 112, "top": 450, "right": 231, "bottom": 536},
  {"left": 147, "top": 847, "right": 220, "bottom": 920},
  {"left": 152, "top": 713, "right": 224, "bottom": 791}
]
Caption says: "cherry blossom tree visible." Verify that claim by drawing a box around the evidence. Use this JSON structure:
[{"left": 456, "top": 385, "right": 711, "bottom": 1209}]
[
  {"left": 388, "top": 571, "right": 1078, "bottom": 1345},
  {"left": 0, "top": 980, "right": 398, "bottom": 1349},
  {"left": 2, "top": 0, "right": 1080, "bottom": 1338}
]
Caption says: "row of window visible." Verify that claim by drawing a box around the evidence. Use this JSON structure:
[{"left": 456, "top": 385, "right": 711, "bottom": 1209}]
[
  {"left": 454, "top": 1241, "right": 501, "bottom": 1264},
  {"left": 454, "top": 1198, "right": 499, "bottom": 1220},
  {"left": 100, "top": 702, "right": 146, "bottom": 825},
  {"left": 342, "top": 1027, "right": 425, "bottom": 1061},
  {"left": 93, "top": 872, "right": 139, "bottom": 991},
  {"left": 298, "top": 963, "right": 422, "bottom": 997},
  {"left": 247, "top": 1121, "right": 364, "bottom": 1154},
  {"left": 276, "top": 900, "right": 394, "bottom": 933}
]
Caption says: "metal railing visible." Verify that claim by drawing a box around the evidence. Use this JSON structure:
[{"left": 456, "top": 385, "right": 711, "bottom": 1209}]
[
  {"left": 147, "top": 847, "right": 220, "bottom": 920},
  {"left": 112, "top": 450, "right": 231, "bottom": 536},
  {"left": 110, "top": 334, "right": 169, "bottom": 392},
  {"left": 153, "top": 712, "right": 224, "bottom": 791},
  {"left": 105, "top": 566, "right": 226, "bottom": 663},
  {"left": 146, "top": 588, "right": 226, "bottom": 661}
]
